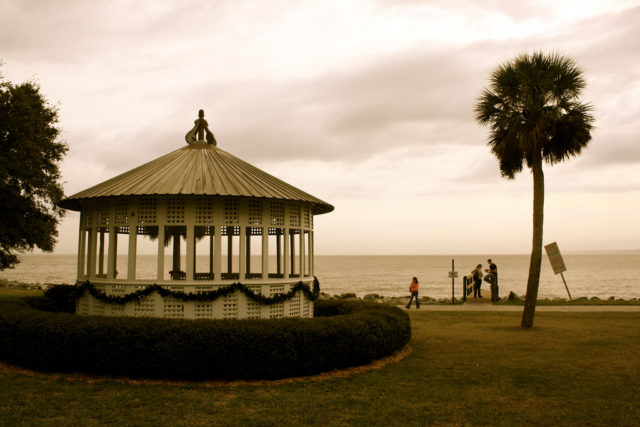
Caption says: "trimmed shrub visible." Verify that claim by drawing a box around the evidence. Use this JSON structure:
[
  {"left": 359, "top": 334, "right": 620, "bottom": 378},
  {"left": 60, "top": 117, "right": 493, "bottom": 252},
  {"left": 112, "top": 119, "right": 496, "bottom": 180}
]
[
  {"left": 42, "top": 285, "right": 79, "bottom": 313},
  {"left": 0, "top": 297, "right": 410, "bottom": 380}
]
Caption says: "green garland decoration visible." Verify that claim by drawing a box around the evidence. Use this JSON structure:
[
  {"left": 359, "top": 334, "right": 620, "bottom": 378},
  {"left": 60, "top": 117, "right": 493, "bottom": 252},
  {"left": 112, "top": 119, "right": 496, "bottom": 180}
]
[{"left": 74, "top": 277, "right": 320, "bottom": 306}]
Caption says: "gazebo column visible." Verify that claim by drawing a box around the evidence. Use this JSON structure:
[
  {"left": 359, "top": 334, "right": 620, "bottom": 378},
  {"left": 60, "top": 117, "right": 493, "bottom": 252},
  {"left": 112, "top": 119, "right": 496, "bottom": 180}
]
[
  {"left": 212, "top": 204, "right": 223, "bottom": 281},
  {"left": 262, "top": 226, "right": 268, "bottom": 279},
  {"left": 239, "top": 226, "right": 246, "bottom": 279},
  {"left": 156, "top": 199, "right": 166, "bottom": 281},
  {"left": 185, "top": 199, "right": 195, "bottom": 281},
  {"left": 107, "top": 225, "right": 117, "bottom": 279},
  {"left": 214, "top": 227, "right": 222, "bottom": 280},
  {"left": 157, "top": 225, "right": 165, "bottom": 281},
  {"left": 262, "top": 203, "right": 269, "bottom": 278},
  {"left": 245, "top": 228, "right": 251, "bottom": 275},
  {"left": 77, "top": 222, "right": 85, "bottom": 280},
  {"left": 192, "top": 234, "right": 197, "bottom": 278},
  {"left": 193, "top": 235, "right": 197, "bottom": 277},
  {"left": 289, "top": 231, "right": 295, "bottom": 276},
  {"left": 87, "top": 226, "right": 97, "bottom": 279},
  {"left": 227, "top": 227, "right": 233, "bottom": 274},
  {"left": 209, "top": 231, "right": 214, "bottom": 276},
  {"left": 127, "top": 226, "right": 137, "bottom": 280},
  {"left": 284, "top": 228, "right": 290, "bottom": 278},
  {"left": 309, "top": 231, "right": 314, "bottom": 276},
  {"left": 276, "top": 230, "right": 282, "bottom": 275},
  {"left": 300, "top": 229, "right": 305, "bottom": 277},
  {"left": 98, "top": 230, "right": 105, "bottom": 276},
  {"left": 172, "top": 234, "right": 181, "bottom": 273},
  {"left": 186, "top": 225, "right": 194, "bottom": 281}
]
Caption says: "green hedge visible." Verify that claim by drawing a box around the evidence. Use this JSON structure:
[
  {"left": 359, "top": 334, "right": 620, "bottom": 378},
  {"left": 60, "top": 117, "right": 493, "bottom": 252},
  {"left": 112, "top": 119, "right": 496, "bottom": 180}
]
[
  {"left": 0, "top": 297, "right": 410, "bottom": 380},
  {"left": 41, "top": 284, "right": 78, "bottom": 312}
]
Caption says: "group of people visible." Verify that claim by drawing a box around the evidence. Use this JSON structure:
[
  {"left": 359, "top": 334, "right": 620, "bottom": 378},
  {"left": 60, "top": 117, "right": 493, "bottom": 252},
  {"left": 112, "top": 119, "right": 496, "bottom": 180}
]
[
  {"left": 470, "top": 259, "right": 499, "bottom": 302},
  {"left": 405, "top": 258, "right": 500, "bottom": 309}
]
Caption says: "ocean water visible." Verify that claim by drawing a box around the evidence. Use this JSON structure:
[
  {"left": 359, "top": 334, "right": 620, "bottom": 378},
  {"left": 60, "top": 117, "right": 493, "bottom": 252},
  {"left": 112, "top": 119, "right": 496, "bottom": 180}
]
[
  {"left": 1, "top": 253, "right": 638, "bottom": 300},
  {"left": 314, "top": 254, "right": 640, "bottom": 299}
]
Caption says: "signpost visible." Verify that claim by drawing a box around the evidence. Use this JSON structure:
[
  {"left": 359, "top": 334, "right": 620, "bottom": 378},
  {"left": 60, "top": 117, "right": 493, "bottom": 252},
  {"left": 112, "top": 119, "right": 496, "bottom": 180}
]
[
  {"left": 449, "top": 259, "right": 458, "bottom": 304},
  {"left": 544, "top": 242, "right": 572, "bottom": 300}
]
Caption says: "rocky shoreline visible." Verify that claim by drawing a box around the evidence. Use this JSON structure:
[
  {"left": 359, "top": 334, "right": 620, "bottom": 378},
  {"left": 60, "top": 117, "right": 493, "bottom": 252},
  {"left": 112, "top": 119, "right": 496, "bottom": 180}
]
[
  {"left": 319, "top": 292, "right": 459, "bottom": 305},
  {"left": 2, "top": 279, "right": 636, "bottom": 305},
  {"left": 0, "top": 279, "right": 50, "bottom": 290},
  {"left": 0, "top": 280, "right": 454, "bottom": 305}
]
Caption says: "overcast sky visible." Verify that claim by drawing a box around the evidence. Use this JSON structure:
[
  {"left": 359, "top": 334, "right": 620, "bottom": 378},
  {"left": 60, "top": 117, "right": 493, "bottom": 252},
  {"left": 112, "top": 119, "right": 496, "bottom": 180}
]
[{"left": 2, "top": 0, "right": 639, "bottom": 255}]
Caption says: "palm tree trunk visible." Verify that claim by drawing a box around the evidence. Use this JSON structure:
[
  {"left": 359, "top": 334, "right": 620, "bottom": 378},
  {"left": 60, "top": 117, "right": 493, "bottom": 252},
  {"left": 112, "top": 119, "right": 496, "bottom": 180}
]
[{"left": 521, "top": 157, "right": 545, "bottom": 328}]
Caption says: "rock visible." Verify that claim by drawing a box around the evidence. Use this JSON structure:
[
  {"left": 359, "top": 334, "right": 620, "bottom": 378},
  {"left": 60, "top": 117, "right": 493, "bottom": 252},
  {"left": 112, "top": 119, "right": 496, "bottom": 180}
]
[
  {"left": 338, "top": 292, "right": 358, "bottom": 299},
  {"left": 384, "top": 296, "right": 408, "bottom": 305},
  {"left": 363, "top": 293, "right": 381, "bottom": 301}
]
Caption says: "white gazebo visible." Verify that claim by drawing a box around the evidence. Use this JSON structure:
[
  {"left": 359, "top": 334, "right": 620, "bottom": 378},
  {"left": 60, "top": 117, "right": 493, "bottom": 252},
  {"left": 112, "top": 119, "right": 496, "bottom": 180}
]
[{"left": 58, "top": 110, "right": 333, "bottom": 319}]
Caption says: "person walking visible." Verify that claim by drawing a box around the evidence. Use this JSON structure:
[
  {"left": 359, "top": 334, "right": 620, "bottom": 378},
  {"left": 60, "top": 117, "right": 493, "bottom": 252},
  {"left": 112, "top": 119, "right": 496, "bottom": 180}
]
[
  {"left": 472, "top": 264, "right": 483, "bottom": 298},
  {"left": 406, "top": 277, "right": 420, "bottom": 309},
  {"left": 484, "top": 259, "right": 499, "bottom": 302}
]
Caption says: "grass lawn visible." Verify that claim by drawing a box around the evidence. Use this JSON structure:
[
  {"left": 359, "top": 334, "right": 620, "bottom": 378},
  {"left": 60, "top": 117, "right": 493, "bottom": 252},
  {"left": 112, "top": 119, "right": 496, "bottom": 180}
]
[{"left": 0, "top": 298, "right": 639, "bottom": 426}]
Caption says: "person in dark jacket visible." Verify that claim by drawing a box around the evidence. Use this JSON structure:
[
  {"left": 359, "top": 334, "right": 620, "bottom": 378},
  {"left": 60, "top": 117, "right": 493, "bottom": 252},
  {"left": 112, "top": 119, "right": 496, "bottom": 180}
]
[
  {"left": 472, "top": 264, "right": 483, "bottom": 298},
  {"left": 484, "top": 259, "right": 499, "bottom": 301}
]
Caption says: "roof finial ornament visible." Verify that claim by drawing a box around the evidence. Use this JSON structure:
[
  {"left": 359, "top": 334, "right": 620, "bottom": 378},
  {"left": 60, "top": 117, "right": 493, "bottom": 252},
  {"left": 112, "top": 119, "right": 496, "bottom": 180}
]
[{"left": 185, "top": 109, "right": 216, "bottom": 145}]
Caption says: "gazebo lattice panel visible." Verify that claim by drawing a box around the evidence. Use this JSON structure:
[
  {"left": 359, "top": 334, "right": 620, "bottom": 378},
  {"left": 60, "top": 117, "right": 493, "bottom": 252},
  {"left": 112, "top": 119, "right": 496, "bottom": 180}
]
[
  {"left": 166, "top": 198, "right": 185, "bottom": 224},
  {"left": 137, "top": 197, "right": 157, "bottom": 224}
]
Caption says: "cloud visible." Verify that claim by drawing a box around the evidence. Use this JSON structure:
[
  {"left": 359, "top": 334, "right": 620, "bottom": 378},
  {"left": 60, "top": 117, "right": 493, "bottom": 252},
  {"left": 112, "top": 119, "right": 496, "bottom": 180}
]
[
  {"left": 2, "top": 0, "right": 639, "bottom": 256},
  {"left": 168, "top": 49, "right": 488, "bottom": 165},
  {"left": 174, "top": 5, "right": 639, "bottom": 169},
  {"left": 3, "top": 0, "right": 639, "bottom": 195}
]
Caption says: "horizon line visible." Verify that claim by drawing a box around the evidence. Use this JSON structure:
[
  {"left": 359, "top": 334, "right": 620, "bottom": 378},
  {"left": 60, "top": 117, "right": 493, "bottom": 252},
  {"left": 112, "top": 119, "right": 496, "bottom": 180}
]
[{"left": 21, "top": 249, "right": 640, "bottom": 257}]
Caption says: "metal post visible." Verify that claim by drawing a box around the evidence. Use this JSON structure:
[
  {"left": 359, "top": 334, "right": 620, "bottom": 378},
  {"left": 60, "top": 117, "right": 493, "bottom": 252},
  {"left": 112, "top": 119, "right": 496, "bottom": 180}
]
[
  {"left": 462, "top": 276, "right": 467, "bottom": 302},
  {"left": 560, "top": 272, "right": 572, "bottom": 300},
  {"left": 451, "top": 258, "right": 455, "bottom": 304}
]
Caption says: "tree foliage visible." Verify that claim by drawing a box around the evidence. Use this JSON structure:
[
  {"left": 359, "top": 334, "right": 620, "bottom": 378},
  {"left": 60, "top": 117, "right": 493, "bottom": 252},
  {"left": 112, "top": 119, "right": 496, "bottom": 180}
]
[
  {"left": 475, "top": 52, "right": 594, "bottom": 179},
  {"left": 474, "top": 52, "right": 594, "bottom": 327},
  {"left": 0, "top": 69, "right": 68, "bottom": 270}
]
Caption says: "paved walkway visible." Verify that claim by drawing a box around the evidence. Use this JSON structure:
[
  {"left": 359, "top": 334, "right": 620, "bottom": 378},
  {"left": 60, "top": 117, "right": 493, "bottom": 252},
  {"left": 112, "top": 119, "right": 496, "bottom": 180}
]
[{"left": 406, "top": 303, "right": 640, "bottom": 312}]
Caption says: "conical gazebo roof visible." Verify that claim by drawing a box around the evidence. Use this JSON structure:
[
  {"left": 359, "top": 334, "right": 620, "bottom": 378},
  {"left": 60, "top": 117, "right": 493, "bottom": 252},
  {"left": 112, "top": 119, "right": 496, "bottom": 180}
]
[{"left": 59, "top": 111, "right": 334, "bottom": 214}]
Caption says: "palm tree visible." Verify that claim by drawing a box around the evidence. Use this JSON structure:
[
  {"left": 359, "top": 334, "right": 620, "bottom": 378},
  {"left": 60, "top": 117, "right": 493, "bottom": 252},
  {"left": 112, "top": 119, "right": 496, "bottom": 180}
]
[{"left": 475, "top": 52, "right": 594, "bottom": 328}]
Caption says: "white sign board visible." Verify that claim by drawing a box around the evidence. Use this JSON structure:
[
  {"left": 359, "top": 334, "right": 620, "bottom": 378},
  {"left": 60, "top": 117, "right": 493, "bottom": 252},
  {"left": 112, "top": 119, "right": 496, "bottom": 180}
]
[{"left": 544, "top": 242, "right": 567, "bottom": 275}]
